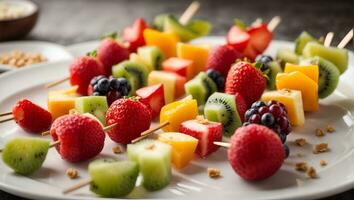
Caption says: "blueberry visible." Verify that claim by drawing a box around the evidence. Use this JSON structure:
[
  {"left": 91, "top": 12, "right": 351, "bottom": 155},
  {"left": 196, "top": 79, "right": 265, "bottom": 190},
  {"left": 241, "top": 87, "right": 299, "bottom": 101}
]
[
  {"left": 110, "top": 78, "right": 120, "bottom": 90},
  {"left": 215, "top": 76, "right": 225, "bottom": 91},
  {"left": 90, "top": 75, "right": 105, "bottom": 86},
  {"left": 272, "top": 124, "right": 282, "bottom": 135},
  {"left": 256, "top": 55, "right": 273, "bottom": 63},
  {"left": 92, "top": 92, "right": 101, "bottom": 96},
  {"left": 121, "top": 87, "right": 129, "bottom": 96},
  {"left": 97, "top": 78, "right": 110, "bottom": 94},
  {"left": 245, "top": 108, "right": 258, "bottom": 121},
  {"left": 243, "top": 122, "right": 250, "bottom": 126},
  {"left": 261, "top": 113, "right": 275, "bottom": 126},
  {"left": 206, "top": 69, "right": 220, "bottom": 80},
  {"left": 249, "top": 114, "right": 261, "bottom": 124},
  {"left": 284, "top": 144, "right": 290, "bottom": 158},
  {"left": 117, "top": 77, "right": 128, "bottom": 88},
  {"left": 251, "top": 101, "right": 266, "bottom": 109},
  {"left": 93, "top": 84, "right": 99, "bottom": 92}
]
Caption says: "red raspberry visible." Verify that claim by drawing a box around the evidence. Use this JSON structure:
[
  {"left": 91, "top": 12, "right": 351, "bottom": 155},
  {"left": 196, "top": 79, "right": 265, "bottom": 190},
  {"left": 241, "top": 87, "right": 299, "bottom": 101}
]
[
  {"left": 50, "top": 114, "right": 105, "bottom": 162},
  {"left": 69, "top": 56, "right": 105, "bottom": 95},
  {"left": 12, "top": 99, "right": 52, "bottom": 133},
  {"left": 105, "top": 98, "right": 151, "bottom": 144},
  {"left": 228, "top": 124, "right": 285, "bottom": 181}
]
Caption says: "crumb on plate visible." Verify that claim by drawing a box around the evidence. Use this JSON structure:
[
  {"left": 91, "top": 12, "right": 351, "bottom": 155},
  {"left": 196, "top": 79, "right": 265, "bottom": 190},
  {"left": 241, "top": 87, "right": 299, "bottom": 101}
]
[
  {"left": 112, "top": 145, "right": 124, "bottom": 154},
  {"left": 294, "top": 138, "right": 307, "bottom": 146},
  {"left": 307, "top": 167, "right": 317, "bottom": 179},
  {"left": 313, "top": 143, "right": 329, "bottom": 154},
  {"left": 207, "top": 167, "right": 221, "bottom": 178},
  {"left": 326, "top": 125, "right": 335, "bottom": 133},
  {"left": 66, "top": 168, "right": 78, "bottom": 179},
  {"left": 320, "top": 160, "right": 327, "bottom": 166},
  {"left": 295, "top": 162, "right": 308, "bottom": 172},
  {"left": 315, "top": 128, "right": 325, "bottom": 137}
]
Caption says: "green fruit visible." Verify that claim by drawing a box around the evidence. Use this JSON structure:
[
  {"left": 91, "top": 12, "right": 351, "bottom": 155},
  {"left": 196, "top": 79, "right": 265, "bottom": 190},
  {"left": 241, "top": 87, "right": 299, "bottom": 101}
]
[
  {"left": 89, "top": 158, "right": 139, "bottom": 197},
  {"left": 2, "top": 138, "right": 50, "bottom": 175},
  {"left": 302, "top": 42, "right": 348, "bottom": 74},
  {"left": 186, "top": 19, "right": 212, "bottom": 36},
  {"left": 302, "top": 56, "right": 340, "bottom": 99},
  {"left": 276, "top": 48, "right": 299, "bottom": 68},
  {"left": 137, "top": 46, "right": 164, "bottom": 70},
  {"left": 163, "top": 15, "right": 199, "bottom": 42},
  {"left": 204, "top": 92, "right": 241, "bottom": 137},
  {"left": 185, "top": 72, "right": 217, "bottom": 105},
  {"left": 127, "top": 139, "right": 172, "bottom": 191},
  {"left": 266, "top": 61, "right": 283, "bottom": 90},
  {"left": 294, "top": 31, "right": 319, "bottom": 55},
  {"left": 75, "top": 96, "right": 108, "bottom": 125},
  {"left": 153, "top": 13, "right": 171, "bottom": 30},
  {"left": 112, "top": 61, "right": 148, "bottom": 96}
]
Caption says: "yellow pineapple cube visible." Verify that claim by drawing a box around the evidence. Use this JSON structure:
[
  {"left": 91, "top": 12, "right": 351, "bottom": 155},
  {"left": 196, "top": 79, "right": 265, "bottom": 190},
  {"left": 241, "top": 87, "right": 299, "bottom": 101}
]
[{"left": 48, "top": 86, "right": 80, "bottom": 119}]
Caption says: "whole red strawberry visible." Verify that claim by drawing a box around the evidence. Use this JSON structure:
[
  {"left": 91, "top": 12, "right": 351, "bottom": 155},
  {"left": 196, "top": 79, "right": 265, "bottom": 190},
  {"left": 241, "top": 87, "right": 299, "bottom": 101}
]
[
  {"left": 205, "top": 45, "right": 243, "bottom": 77},
  {"left": 50, "top": 114, "right": 105, "bottom": 162},
  {"left": 97, "top": 38, "right": 130, "bottom": 75},
  {"left": 12, "top": 99, "right": 52, "bottom": 133},
  {"left": 225, "top": 61, "right": 266, "bottom": 107},
  {"left": 234, "top": 92, "right": 248, "bottom": 122},
  {"left": 105, "top": 98, "right": 151, "bottom": 144},
  {"left": 228, "top": 124, "right": 285, "bottom": 181},
  {"left": 69, "top": 56, "right": 105, "bottom": 95}
]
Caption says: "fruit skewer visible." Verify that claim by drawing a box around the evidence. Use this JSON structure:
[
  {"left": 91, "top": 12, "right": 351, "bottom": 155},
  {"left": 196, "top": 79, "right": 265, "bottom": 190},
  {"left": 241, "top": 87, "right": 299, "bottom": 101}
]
[
  {"left": 337, "top": 28, "right": 353, "bottom": 49},
  {"left": 324, "top": 32, "right": 334, "bottom": 47},
  {"left": 44, "top": 1, "right": 201, "bottom": 89},
  {"left": 131, "top": 121, "right": 170, "bottom": 143},
  {"left": 267, "top": 16, "right": 281, "bottom": 32},
  {"left": 41, "top": 122, "right": 117, "bottom": 136}
]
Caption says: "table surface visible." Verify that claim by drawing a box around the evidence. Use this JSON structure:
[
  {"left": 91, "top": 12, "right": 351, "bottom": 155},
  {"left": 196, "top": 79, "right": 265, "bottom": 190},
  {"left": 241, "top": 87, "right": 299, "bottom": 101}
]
[{"left": 1, "top": 0, "right": 354, "bottom": 199}]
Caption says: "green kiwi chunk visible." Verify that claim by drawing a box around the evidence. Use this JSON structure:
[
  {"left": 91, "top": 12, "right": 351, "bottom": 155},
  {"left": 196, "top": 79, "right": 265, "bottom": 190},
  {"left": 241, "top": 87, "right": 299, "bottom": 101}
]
[
  {"left": 276, "top": 48, "right": 299, "bottom": 68},
  {"left": 294, "top": 31, "right": 318, "bottom": 55},
  {"left": 75, "top": 96, "right": 108, "bottom": 125},
  {"left": 185, "top": 72, "right": 217, "bottom": 105},
  {"left": 266, "top": 61, "right": 283, "bottom": 90},
  {"left": 137, "top": 46, "right": 164, "bottom": 70}
]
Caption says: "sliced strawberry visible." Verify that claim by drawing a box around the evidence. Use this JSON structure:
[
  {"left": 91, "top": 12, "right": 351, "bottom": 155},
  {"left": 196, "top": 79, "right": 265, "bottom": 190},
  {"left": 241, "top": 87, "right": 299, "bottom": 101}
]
[
  {"left": 162, "top": 57, "right": 194, "bottom": 79},
  {"left": 247, "top": 23, "right": 272, "bottom": 53},
  {"left": 136, "top": 84, "right": 165, "bottom": 119},
  {"left": 227, "top": 26, "right": 250, "bottom": 52},
  {"left": 234, "top": 92, "right": 248, "bottom": 122},
  {"left": 123, "top": 17, "right": 148, "bottom": 53},
  {"left": 179, "top": 118, "right": 223, "bottom": 158},
  {"left": 242, "top": 43, "right": 259, "bottom": 61}
]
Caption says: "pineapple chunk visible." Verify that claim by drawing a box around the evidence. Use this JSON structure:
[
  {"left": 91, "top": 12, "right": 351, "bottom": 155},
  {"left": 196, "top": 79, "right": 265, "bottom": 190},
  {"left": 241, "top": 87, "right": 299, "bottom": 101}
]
[
  {"left": 284, "top": 63, "right": 319, "bottom": 84},
  {"left": 261, "top": 89, "right": 305, "bottom": 126},
  {"left": 177, "top": 42, "right": 210, "bottom": 76},
  {"left": 48, "top": 86, "right": 80, "bottom": 119}
]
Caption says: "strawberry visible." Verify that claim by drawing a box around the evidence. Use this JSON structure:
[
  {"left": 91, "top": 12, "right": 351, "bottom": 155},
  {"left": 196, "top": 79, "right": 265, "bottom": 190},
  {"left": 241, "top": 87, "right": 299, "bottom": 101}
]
[
  {"left": 105, "top": 98, "right": 151, "bottom": 144},
  {"left": 50, "top": 114, "right": 105, "bottom": 162},
  {"left": 179, "top": 117, "right": 223, "bottom": 158},
  {"left": 247, "top": 23, "right": 272, "bottom": 53},
  {"left": 123, "top": 17, "right": 148, "bottom": 53},
  {"left": 136, "top": 84, "right": 165, "bottom": 119},
  {"left": 234, "top": 92, "right": 248, "bottom": 122},
  {"left": 205, "top": 45, "right": 243, "bottom": 77},
  {"left": 12, "top": 99, "right": 52, "bottom": 133},
  {"left": 225, "top": 61, "right": 266, "bottom": 107},
  {"left": 97, "top": 38, "right": 130, "bottom": 75},
  {"left": 242, "top": 43, "right": 259, "bottom": 61},
  {"left": 69, "top": 56, "right": 105, "bottom": 95},
  {"left": 227, "top": 124, "right": 285, "bottom": 181},
  {"left": 226, "top": 26, "right": 250, "bottom": 52}
]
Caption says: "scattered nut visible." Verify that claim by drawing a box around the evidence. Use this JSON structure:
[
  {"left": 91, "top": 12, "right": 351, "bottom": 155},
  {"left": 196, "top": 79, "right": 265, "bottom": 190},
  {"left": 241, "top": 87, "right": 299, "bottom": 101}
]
[
  {"left": 112, "top": 146, "right": 123, "bottom": 154},
  {"left": 66, "top": 168, "right": 78, "bottom": 179},
  {"left": 0, "top": 50, "right": 47, "bottom": 68},
  {"left": 315, "top": 128, "right": 325, "bottom": 137},
  {"left": 320, "top": 160, "right": 327, "bottom": 167},
  {"left": 326, "top": 125, "right": 335, "bottom": 133},
  {"left": 196, "top": 115, "right": 209, "bottom": 124},
  {"left": 294, "top": 138, "right": 307, "bottom": 146},
  {"left": 307, "top": 167, "right": 317, "bottom": 179},
  {"left": 295, "top": 162, "right": 308, "bottom": 172},
  {"left": 313, "top": 143, "right": 329, "bottom": 154},
  {"left": 207, "top": 167, "right": 221, "bottom": 178}
]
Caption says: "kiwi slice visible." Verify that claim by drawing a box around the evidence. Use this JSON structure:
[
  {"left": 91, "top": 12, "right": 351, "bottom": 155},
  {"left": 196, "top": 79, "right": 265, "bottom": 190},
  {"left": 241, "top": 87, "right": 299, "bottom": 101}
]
[
  {"left": 153, "top": 13, "right": 171, "bottom": 30},
  {"left": 204, "top": 92, "right": 241, "bottom": 137},
  {"left": 185, "top": 72, "right": 217, "bottom": 105},
  {"left": 186, "top": 19, "right": 212, "bottom": 36},
  {"left": 267, "top": 61, "right": 283, "bottom": 90},
  {"left": 303, "top": 56, "right": 340, "bottom": 98},
  {"left": 89, "top": 158, "right": 139, "bottom": 197},
  {"left": 302, "top": 42, "right": 348, "bottom": 74},
  {"left": 276, "top": 48, "right": 299, "bottom": 68},
  {"left": 112, "top": 61, "right": 148, "bottom": 96},
  {"left": 137, "top": 46, "right": 164, "bottom": 70},
  {"left": 2, "top": 138, "right": 50, "bottom": 175},
  {"left": 163, "top": 15, "right": 199, "bottom": 42},
  {"left": 294, "top": 31, "right": 318, "bottom": 55},
  {"left": 75, "top": 96, "right": 108, "bottom": 125}
]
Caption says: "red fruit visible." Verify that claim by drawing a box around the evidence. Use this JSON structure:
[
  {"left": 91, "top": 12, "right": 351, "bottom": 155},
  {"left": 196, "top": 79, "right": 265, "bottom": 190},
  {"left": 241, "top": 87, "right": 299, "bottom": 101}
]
[
  {"left": 225, "top": 61, "right": 266, "bottom": 107},
  {"left": 227, "top": 26, "right": 250, "bottom": 52},
  {"left": 234, "top": 92, "right": 247, "bottom": 122},
  {"left": 97, "top": 38, "right": 130, "bottom": 75},
  {"left": 242, "top": 43, "right": 259, "bottom": 61},
  {"left": 50, "top": 114, "right": 105, "bottom": 162},
  {"left": 228, "top": 124, "right": 284, "bottom": 181},
  {"left": 105, "top": 98, "right": 151, "bottom": 144},
  {"left": 69, "top": 56, "right": 105, "bottom": 95},
  {"left": 205, "top": 45, "right": 243, "bottom": 77},
  {"left": 180, "top": 118, "right": 223, "bottom": 158},
  {"left": 87, "top": 84, "right": 94, "bottom": 96},
  {"left": 123, "top": 17, "right": 148, "bottom": 52},
  {"left": 136, "top": 84, "right": 165, "bottom": 119},
  {"left": 162, "top": 57, "right": 193, "bottom": 79},
  {"left": 12, "top": 99, "right": 52, "bottom": 133},
  {"left": 247, "top": 23, "right": 272, "bottom": 53}
]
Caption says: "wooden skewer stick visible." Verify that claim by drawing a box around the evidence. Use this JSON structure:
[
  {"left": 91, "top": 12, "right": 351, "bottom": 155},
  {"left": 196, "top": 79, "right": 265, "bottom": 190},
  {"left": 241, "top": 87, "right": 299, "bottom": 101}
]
[
  {"left": 63, "top": 178, "right": 92, "bottom": 194},
  {"left": 0, "top": 117, "right": 14, "bottom": 123},
  {"left": 337, "top": 28, "right": 353, "bottom": 49},
  {"left": 213, "top": 141, "right": 231, "bottom": 148},
  {"left": 45, "top": 77, "right": 70, "bottom": 89},
  {"left": 324, "top": 32, "right": 334, "bottom": 47},
  {"left": 179, "top": 1, "right": 200, "bottom": 25},
  {"left": 42, "top": 123, "right": 118, "bottom": 137},
  {"left": 0, "top": 112, "right": 12, "bottom": 117},
  {"left": 131, "top": 121, "right": 170, "bottom": 143},
  {"left": 267, "top": 16, "right": 281, "bottom": 32}
]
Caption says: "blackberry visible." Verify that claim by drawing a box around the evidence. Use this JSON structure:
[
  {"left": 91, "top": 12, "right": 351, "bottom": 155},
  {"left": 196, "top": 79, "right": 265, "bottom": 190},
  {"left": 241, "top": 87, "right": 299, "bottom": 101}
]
[{"left": 206, "top": 69, "right": 225, "bottom": 91}]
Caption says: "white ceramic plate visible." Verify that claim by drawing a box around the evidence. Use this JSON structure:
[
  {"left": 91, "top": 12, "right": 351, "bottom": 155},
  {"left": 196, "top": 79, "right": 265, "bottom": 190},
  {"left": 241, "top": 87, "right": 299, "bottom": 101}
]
[
  {"left": 0, "top": 38, "right": 354, "bottom": 200},
  {"left": 0, "top": 41, "right": 73, "bottom": 72}
]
